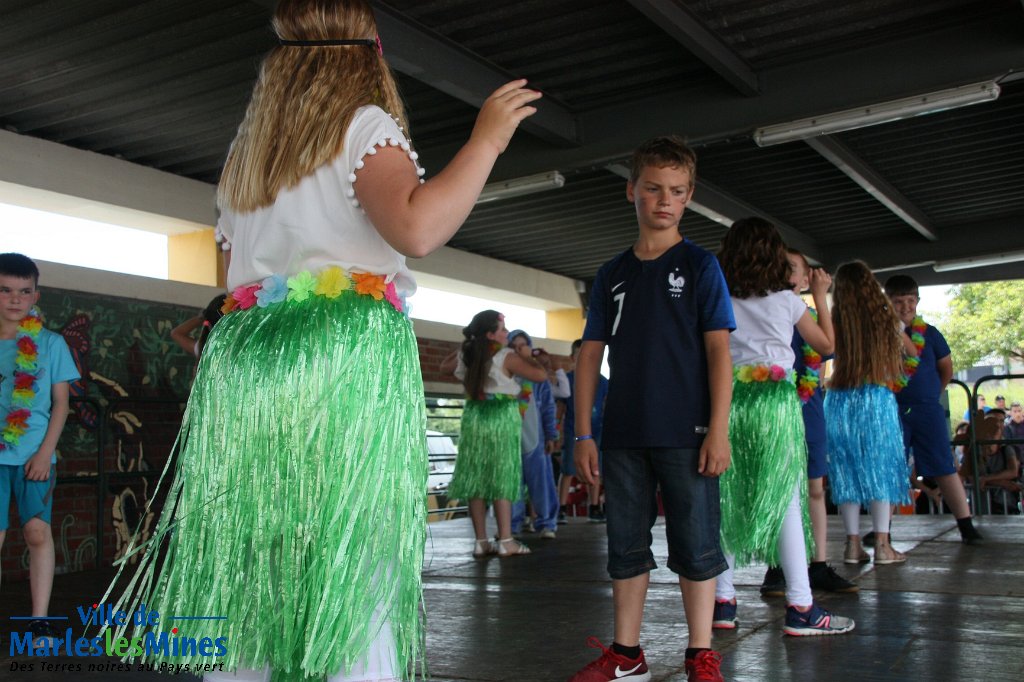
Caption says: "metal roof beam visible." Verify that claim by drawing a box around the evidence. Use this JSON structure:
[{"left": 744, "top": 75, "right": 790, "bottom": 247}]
[
  {"left": 804, "top": 136, "right": 938, "bottom": 242},
  {"left": 822, "top": 214, "right": 1024, "bottom": 272},
  {"left": 434, "top": 13, "right": 1023, "bottom": 180},
  {"left": 248, "top": 0, "right": 579, "bottom": 145},
  {"left": 605, "top": 165, "right": 821, "bottom": 261},
  {"left": 624, "top": 0, "right": 759, "bottom": 96}
]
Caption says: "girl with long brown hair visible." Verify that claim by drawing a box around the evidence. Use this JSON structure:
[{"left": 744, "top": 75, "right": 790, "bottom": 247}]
[
  {"left": 825, "top": 261, "right": 917, "bottom": 566},
  {"left": 441, "top": 310, "right": 549, "bottom": 557},
  {"left": 714, "top": 217, "right": 854, "bottom": 636},
  {"left": 104, "top": 1, "right": 541, "bottom": 680}
]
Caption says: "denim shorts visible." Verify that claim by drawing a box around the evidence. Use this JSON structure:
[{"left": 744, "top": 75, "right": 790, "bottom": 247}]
[
  {"left": 0, "top": 464, "right": 56, "bottom": 529},
  {"left": 603, "top": 448, "right": 726, "bottom": 581}
]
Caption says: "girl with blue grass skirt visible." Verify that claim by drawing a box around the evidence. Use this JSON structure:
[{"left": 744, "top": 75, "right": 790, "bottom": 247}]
[
  {"left": 441, "top": 311, "right": 550, "bottom": 558},
  {"left": 101, "top": 2, "right": 542, "bottom": 680},
  {"left": 714, "top": 217, "right": 855, "bottom": 636},
  {"left": 825, "top": 261, "right": 918, "bottom": 566}
]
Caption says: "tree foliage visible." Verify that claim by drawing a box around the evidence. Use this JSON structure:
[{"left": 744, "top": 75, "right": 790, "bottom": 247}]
[{"left": 941, "top": 281, "right": 1024, "bottom": 370}]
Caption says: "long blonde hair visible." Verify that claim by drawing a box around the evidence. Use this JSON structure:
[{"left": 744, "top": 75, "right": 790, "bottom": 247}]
[
  {"left": 218, "top": 0, "right": 408, "bottom": 213},
  {"left": 830, "top": 260, "right": 905, "bottom": 389}
]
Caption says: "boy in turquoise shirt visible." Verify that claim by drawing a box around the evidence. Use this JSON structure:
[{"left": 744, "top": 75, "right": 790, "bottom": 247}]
[{"left": 0, "top": 253, "right": 79, "bottom": 645}]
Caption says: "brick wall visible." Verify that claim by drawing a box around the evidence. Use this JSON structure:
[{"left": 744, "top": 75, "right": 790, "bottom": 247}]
[{"left": 3, "top": 288, "right": 570, "bottom": 581}]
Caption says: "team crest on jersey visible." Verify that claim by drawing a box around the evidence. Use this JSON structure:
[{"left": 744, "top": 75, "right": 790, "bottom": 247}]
[{"left": 668, "top": 269, "right": 685, "bottom": 297}]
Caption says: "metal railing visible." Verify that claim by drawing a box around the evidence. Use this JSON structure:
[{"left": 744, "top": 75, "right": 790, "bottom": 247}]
[
  {"left": 425, "top": 394, "right": 466, "bottom": 518},
  {"left": 959, "top": 374, "right": 1024, "bottom": 515}
]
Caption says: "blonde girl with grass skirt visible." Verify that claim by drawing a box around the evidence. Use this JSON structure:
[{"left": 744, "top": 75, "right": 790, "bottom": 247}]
[
  {"left": 102, "top": 1, "right": 541, "bottom": 681},
  {"left": 441, "top": 311, "right": 549, "bottom": 558},
  {"left": 713, "top": 217, "right": 855, "bottom": 637}
]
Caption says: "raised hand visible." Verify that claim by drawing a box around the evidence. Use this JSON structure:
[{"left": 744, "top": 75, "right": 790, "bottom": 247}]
[
  {"left": 809, "top": 268, "right": 832, "bottom": 296},
  {"left": 470, "top": 79, "right": 542, "bottom": 155}
]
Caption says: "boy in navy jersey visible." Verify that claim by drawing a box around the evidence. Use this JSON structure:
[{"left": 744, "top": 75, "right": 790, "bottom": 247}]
[
  {"left": 884, "top": 275, "right": 983, "bottom": 544},
  {"left": 568, "top": 137, "right": 734, "bottom": 682}
]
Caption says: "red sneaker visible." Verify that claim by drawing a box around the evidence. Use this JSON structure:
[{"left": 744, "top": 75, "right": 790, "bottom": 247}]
[
  {"left": 685, "top": 650, "right": 724, "bottom": 682},
  {"left": 567, "top": 637, "right": 651, "bottom": 681}
]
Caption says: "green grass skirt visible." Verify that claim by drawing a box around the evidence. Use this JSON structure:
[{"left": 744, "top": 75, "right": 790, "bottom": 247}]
[
  {"left": 719, "top": 379, "right": 813, "bottom": 567},
  {"left": 104, "top": 293, "right": 427, "bottom": 681},
  {"left": 447, "top": 398, "right": 521, "bottom": 502}
]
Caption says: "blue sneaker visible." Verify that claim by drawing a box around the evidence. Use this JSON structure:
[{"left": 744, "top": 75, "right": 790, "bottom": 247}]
[
  {"left": 712, "top": 599, "right": 738, "bottom": 629},
  {"left": 783, "top": 604, "right": 855, "bottom": 636}
]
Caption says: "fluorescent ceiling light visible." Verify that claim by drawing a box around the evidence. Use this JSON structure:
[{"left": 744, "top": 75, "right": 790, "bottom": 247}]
[
  {"left": 476, "top": 171, "right": 565, "bottom": 204},
  {"left": 753, "top": 81, "right": 1000, "bottom": 147},
  {"left": 932, "top": 250, "right": 1024, "bottom": 273}
]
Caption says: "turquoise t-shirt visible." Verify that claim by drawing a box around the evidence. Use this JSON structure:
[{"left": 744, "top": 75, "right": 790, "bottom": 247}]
[{"left": 0, "top": 326, "right": 80, "bottom": 466}]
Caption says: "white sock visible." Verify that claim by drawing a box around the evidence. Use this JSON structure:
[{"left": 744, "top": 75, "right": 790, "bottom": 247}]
[
  {"left": 870, "top": 500, "right": 892, "bottom": 536},
  {"left": 778, "top": 487, "right": 812, "bottom": 607},
  {"left": 840, "top": 502, "right": 861, "bottom": 536},
  {"left": 714, "top": 554, "right": 736, "bottom": 601},
  {"left": 203, "top": 619, "right": 397, "bottom": 682},
  {"left": 327, "top": 618, "right": 398, "bottom": 682}
]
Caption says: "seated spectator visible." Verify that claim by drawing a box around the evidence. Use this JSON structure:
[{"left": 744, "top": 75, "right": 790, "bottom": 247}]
[
  {"left": 1005, "top": 402, "right": 1024, "bottom": 460},
  {"left": 960, "top": 413, "right": 1021, "bottom": 514},
  {"left": 994, "top": 395, "right": 1008, "bottom": 413},
  {"left": 951, "top": 420, "right": 970, "bottom": 468},
  {"left": 963, "top": 394, "right": 991, "bottom": 421}
]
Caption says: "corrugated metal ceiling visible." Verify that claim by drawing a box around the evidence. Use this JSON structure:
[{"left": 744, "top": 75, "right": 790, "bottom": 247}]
[{"left": 0, "top": 0, "right": 1021, "bottom": 284}]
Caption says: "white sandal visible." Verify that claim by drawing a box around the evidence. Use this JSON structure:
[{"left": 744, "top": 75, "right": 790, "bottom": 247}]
[
  {"left": 496, "top": 537, "right": 531, "bottom": 557},
  {"left": 472, "top": 539, "right": 496, "bottom": 558}
]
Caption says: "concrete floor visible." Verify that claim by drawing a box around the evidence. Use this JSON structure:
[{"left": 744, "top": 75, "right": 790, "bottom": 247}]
[{"left": 3, "top": 514, "right": 1022, "bottom": 681}]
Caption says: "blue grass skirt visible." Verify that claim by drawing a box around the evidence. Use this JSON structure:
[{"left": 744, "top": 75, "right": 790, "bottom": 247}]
[
  {"left": 447, "top": 397, "right": 522, "bottom": 502},
  {"left": 720, "top": 379, "right": 812, "bottom": 567},
  {"left": 824, "top": 384, "right": 910, "bottom": 505},
  {"left": 103, "top": 292, "right": 427, "bottom": 682}
]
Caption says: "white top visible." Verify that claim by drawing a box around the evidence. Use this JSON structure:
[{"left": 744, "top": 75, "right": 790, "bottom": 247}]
[
  {"left": 216, "top": 105, "right": 425, "bottom": 298},
  {"left": 729, "top": 290, "right": 807, "bottom": 368},
  {"left": 454, "top": 348, "right": 521, "bottom": 396},
  {"left": 550, "top": 368, "right": 570, "bottom": 399}
]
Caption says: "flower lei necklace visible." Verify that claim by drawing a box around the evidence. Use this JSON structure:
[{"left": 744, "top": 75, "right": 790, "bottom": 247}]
[
  {"left": 735, "top": 363, "right": 795, "bottom": 384},
  {"left": 1, "top": 307, "right": 43, "bottom": 450},
  {"left": 890, "top": 316, "right": 925, "bottom": 393},
  {"left": 220, "top": 266, "right": 404, "bottom": 316},
  {"left": 797, "top": 308, "right": 822, "bottom": 404}
]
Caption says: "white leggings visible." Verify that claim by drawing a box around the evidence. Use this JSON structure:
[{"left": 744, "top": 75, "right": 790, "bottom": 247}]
[
  {"left": 716, "top": 486, "right": 813, "bottom": 607},
  {"left": 202, "top": 620, "right": 398, "bottom": 682},
  {"left": 840, "top": 501, "right": 891, "bottom": 537}
]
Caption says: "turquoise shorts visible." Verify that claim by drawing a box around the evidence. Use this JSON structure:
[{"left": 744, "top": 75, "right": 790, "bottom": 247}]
[{"left": 0, "top": 464, "right": 55, "bottom": 529}]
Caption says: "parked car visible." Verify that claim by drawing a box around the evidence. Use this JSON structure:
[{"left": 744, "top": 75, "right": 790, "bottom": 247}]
[{"left": 427, "top": 430, "right": 457, "bottom": 492}]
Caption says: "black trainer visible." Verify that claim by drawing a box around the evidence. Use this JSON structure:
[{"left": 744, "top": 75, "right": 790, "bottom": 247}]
[
  {"left": 808, "top": 562, "right": 859, "bottom": 593},
  {"left": 959, "top": 521, "right": 984, "bottom": 545},
  {"left": 759, "top": 566, "right": 786, "bottom": 597}
]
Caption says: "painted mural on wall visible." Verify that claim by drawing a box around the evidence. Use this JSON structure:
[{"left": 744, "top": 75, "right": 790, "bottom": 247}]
[{"left": 3, "top": 285, "right": 201, "bottom": 582}]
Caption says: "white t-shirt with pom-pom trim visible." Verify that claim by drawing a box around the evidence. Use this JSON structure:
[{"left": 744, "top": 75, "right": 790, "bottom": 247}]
[{"left": 217, "top": 105, "right": 424, "bottom": 299}]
